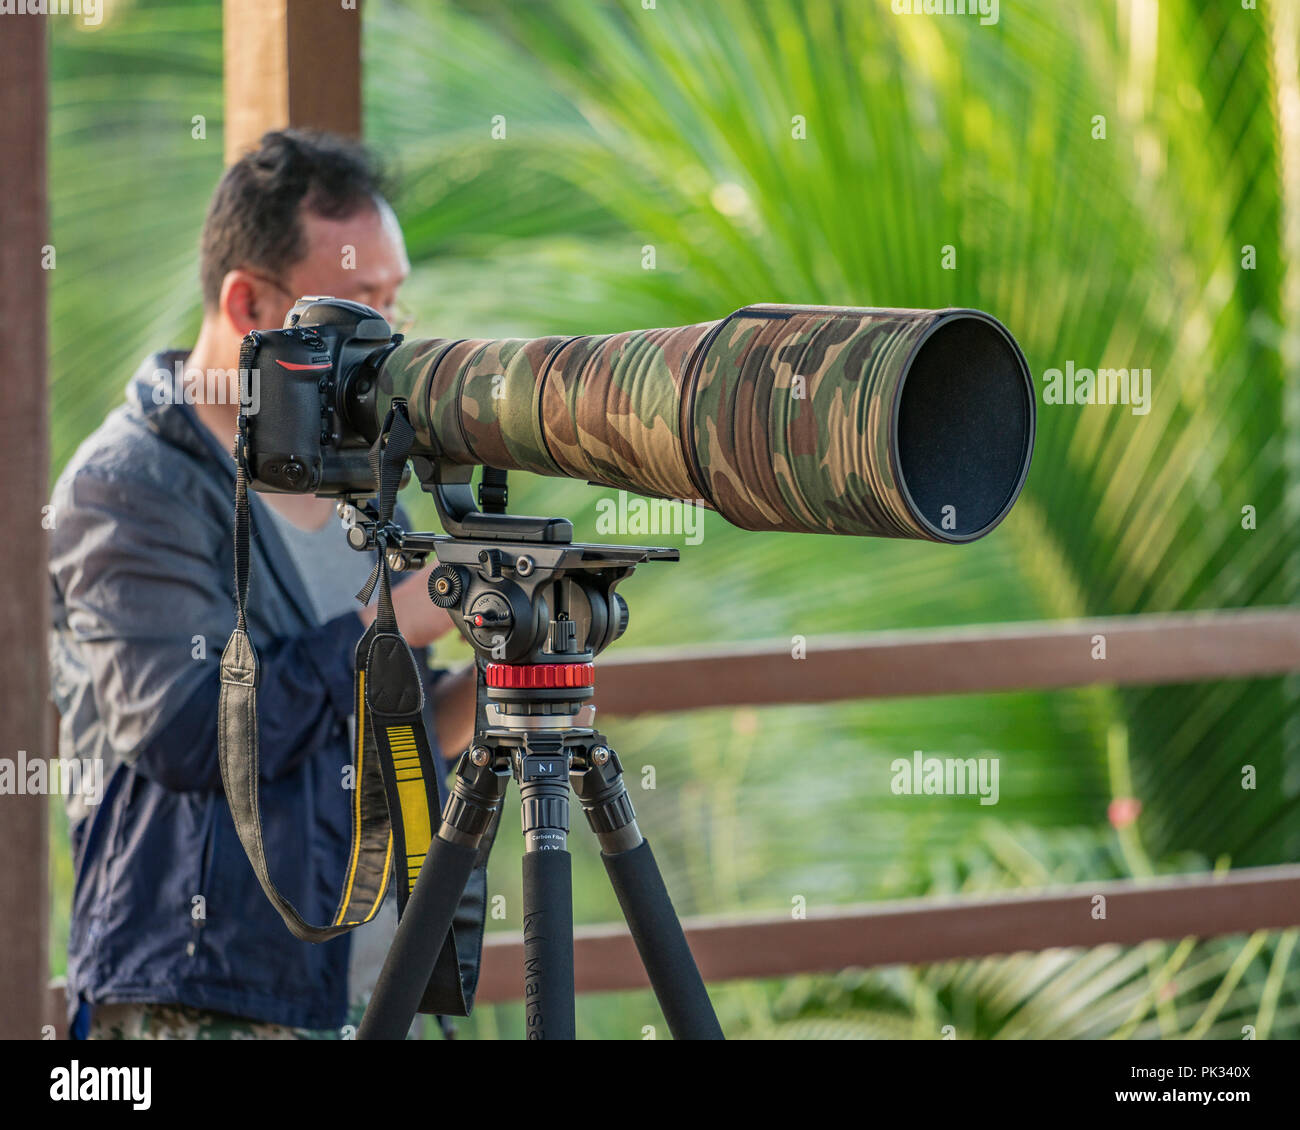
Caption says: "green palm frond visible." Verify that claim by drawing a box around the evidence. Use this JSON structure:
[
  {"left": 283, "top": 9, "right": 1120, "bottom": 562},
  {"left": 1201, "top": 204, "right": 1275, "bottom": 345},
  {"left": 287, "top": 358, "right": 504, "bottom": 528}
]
[
  {"left": 373, "top": 0, "right": 1298, "bottom": 866},
  {"left": 48, "top": 0, "right": 223, "bottom": 478}
]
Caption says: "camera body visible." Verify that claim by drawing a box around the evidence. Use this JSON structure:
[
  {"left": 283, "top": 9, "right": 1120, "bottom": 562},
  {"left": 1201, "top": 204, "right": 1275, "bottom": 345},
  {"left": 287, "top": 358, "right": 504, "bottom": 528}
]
[{"left": 244, "top": 297, "right": 395, "bottom": 496}]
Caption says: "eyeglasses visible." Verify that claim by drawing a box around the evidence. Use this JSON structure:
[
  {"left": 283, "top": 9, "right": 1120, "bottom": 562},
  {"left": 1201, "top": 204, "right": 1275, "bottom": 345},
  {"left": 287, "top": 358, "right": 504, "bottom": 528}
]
[
  {"left": 387, "top": 301, "right": 416, "bottom": 337},
  {"left": 243, "top": 270, "right": 415, "bottom": 336}
]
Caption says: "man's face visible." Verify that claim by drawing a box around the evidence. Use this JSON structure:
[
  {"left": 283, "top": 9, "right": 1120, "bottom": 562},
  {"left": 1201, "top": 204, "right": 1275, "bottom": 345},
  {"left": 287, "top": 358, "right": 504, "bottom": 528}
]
[{"left": 262, "top": 199, "right": 411, "bottom": 330}]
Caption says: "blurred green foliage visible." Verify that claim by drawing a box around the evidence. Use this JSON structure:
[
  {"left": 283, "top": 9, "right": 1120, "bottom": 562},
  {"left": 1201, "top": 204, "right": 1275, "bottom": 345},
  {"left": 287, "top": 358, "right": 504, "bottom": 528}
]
[{"left": 47, "top": 0, "right": 1299, "bottom": 1038}]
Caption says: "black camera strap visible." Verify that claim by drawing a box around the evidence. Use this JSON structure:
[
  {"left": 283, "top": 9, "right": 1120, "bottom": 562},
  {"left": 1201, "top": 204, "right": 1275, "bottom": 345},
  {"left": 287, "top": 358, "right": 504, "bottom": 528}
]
[{"left": 218, "top": 367, "right": 479, "bottom": 1016}]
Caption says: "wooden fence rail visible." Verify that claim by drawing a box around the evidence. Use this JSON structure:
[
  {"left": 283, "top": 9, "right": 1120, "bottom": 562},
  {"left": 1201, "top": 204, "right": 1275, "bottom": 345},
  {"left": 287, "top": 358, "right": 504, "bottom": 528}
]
[
  {"left": 473, "top": 865, "right": 1300, "bottom": 1002},
  {"left": 595, "top": 607, "right": 1300, "bottom": 715}
]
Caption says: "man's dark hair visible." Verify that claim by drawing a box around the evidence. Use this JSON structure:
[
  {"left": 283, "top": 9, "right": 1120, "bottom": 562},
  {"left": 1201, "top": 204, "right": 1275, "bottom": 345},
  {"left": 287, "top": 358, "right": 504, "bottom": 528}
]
[{"left": 199, "top": 129, "right": 390, "bottom": 310}]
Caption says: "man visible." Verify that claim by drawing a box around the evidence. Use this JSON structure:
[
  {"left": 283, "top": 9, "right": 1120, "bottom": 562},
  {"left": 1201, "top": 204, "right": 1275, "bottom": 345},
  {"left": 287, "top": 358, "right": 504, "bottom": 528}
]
[{"left": 49, "top": 130, "right": 475, "bottom": 1039}]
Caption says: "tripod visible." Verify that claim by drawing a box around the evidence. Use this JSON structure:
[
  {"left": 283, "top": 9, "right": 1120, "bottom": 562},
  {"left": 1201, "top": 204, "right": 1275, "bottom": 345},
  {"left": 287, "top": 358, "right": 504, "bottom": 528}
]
[{"left": 353, "top": 465, "right": 724, "bottom": 1041}]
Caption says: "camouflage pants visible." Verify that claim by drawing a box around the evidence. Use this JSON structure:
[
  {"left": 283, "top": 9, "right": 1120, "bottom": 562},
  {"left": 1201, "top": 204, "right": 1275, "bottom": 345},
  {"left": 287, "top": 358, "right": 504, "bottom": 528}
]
[{"left": 88, "top": 1002, "right": 358, "bottom": 1040}]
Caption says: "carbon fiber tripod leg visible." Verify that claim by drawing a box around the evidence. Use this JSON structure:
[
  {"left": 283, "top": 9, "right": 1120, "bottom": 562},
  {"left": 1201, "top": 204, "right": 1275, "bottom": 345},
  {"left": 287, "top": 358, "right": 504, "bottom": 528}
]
[
  {"left": 358, "top": 747, "right": 509, "bottom": 1041},
  {"left": 517, "top": 733, "right": 577, "bottom": 1039},
  {"left": 356, "top": 834, "right": 480, "bottom": 1040},
  {"left": 575, "top": 744, "right": 724, "bottom": 1040}
]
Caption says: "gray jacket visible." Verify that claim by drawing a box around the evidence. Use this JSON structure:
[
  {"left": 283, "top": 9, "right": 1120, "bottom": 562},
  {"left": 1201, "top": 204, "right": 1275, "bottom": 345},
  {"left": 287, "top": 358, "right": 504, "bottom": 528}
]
[{"left": 49, "top": 353, "right": 439, "bottom": 1030}]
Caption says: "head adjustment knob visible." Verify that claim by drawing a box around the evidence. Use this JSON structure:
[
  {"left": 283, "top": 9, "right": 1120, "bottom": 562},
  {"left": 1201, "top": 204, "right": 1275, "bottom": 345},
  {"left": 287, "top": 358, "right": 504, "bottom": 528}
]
[
  {"left": 428, "top": 564, "right": 463, "bottom": 608},
  {"left": 612, "top": 592, "right": 630, "bottom": 640}
]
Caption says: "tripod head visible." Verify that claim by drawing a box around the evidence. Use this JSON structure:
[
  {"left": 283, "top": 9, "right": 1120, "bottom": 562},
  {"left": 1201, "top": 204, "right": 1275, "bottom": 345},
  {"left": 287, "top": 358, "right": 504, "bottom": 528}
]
[
  {"left": 426, "top": 534, "right": 677, "bottom": 667},
  {"left": 337, "top": 450, "right": 679, "bottom": 670}
]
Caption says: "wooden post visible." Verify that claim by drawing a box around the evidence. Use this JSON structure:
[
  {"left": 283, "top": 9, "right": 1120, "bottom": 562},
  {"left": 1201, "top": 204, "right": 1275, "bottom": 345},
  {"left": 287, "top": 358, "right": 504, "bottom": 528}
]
[
  {"left": 223, "top": 0, "right": 363, "bottom": 165},
  {"left": 0, "top": 17, "right": 51, "bottom": 1039}
]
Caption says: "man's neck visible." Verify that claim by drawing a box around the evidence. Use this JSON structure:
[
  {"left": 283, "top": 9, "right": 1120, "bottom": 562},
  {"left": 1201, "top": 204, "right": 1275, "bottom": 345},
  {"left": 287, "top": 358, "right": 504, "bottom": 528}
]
[{"left": 186, "top": 320, "right": 238, "bottom": 451}]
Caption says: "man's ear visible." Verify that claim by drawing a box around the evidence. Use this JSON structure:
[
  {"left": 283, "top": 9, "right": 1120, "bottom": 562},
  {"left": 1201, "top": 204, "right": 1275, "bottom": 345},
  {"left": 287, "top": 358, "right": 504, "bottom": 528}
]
[{"left": 220, "top": 271, "right": 264, "bottom": 338}]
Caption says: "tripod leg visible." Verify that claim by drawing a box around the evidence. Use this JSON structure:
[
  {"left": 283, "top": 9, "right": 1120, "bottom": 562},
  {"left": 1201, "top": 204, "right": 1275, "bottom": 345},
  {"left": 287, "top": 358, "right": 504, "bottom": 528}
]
[
  {"left": 518, "top": 736, "right": 576, "bottom": 1039},
  {"left": 358, "top": 747, "right": 509, "bottom": 1040},
  {"left": 603, "top": 840, "right": 723, "bottom": 1040},
  {"left": 357, "top": 834, "right": 481, "bottom": 1040},
  {"left": 575, "top": 746, "right": 724, "bottom": 1040},
  {"left": 521, "top": 850, "right": 576, "bottom": 1039}
]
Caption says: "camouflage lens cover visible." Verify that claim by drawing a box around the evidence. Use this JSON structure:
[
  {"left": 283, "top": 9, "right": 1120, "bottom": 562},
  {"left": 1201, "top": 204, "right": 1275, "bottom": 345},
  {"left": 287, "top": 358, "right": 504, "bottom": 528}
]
[{"left": 376, "top": 304, "right": 1034, "bottom": 542}]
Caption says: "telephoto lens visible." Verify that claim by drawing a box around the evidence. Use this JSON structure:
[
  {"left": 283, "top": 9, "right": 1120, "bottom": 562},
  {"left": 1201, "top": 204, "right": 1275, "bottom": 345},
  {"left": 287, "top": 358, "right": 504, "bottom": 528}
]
[{"left": 369, "top": 303, "right": 1034, "bottom": 542}]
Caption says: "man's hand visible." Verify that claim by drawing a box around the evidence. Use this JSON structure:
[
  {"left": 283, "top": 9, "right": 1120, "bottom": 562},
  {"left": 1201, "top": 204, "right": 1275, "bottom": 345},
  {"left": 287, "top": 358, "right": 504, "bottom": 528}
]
[
  {"left": 356, "top": 562, "right": 456, "bottom": 648},
  {"left": 431, "top": 664, "right": 476, "bottom": 762}
]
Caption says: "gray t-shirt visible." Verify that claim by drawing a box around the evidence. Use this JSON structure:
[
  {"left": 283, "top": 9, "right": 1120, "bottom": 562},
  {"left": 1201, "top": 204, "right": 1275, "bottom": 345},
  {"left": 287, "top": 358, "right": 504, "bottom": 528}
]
[{"left": 261, "top": 504, "right": 399, "bottom": 1015}]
